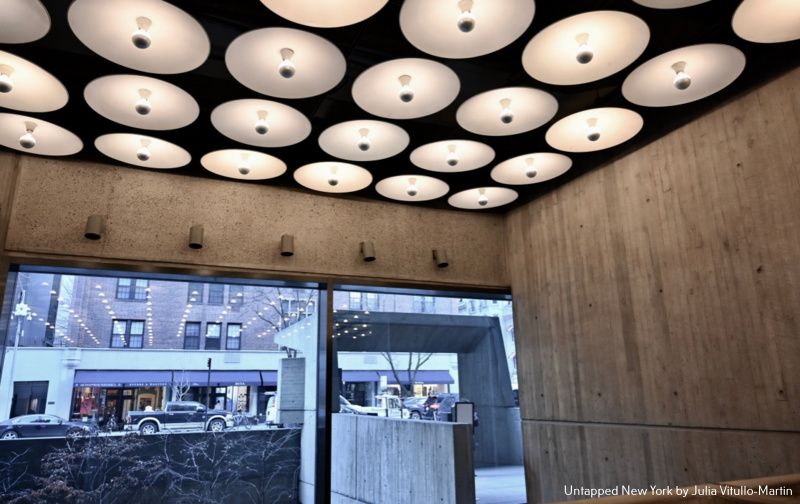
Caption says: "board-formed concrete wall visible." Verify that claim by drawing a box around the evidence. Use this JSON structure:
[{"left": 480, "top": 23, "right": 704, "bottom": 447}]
[{"left": 331, "top": 414, "right": 475, "bottom": 503}]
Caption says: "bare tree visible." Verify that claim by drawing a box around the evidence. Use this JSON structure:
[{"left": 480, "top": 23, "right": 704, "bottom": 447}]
[
  {"left": 172, "top": 370, "right": 191, "bottom": 402},
  {"left": 380, "top": 351, "right": 434, "bottom": 398},
  {"left": 240, "top": 288, "right": 316, "bottom": 358}
]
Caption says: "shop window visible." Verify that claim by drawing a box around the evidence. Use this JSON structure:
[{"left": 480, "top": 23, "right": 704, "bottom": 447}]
[
  {"left": 184, "top": 322, "right": 201, "bottom": 350},
  {"left": 413, "top": 295, "right": 436, "bottom": 313},
  {"left": 116, "top": 278, "right": 148, "bottom": 300},
  {"left": 226, "top": 323, "right": 241, "bottom": 350},
  {"left": 205, "top": 322, "right": 221, "bottom": 350},
  {"left": 208, "top": 283, "right": 225, "bottom": 305},
  {"left": 10, "top": 381, "right": 48, "bottom": 418},
  {"left": 229, "top": 285, "right": 244, "bottom": 312},
  {"left": 187, "top": 282, "right": 204, "bottom": 303},
  {"left": 110, "top": 319, "right": 144, "bottom": 348}
]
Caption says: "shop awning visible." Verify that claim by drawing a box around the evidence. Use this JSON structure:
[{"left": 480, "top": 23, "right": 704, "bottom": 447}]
[
  {"left": 341, "top": 370, "right": 454, "bottom": 385},
  {"left": 183, "top": 370, "right": 264, "bottom": 387},
  {"left": 73, "top": 370, "right": 173, "bottom": 387},
  {"left": 261, "top": 371, "right": 277, "bottom": 386}
]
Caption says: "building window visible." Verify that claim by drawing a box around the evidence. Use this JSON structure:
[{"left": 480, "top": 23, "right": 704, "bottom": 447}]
[
  {"left": 188, "top": 283, "right": 204, "bottom": 303},
  {"left": 205, "top": 323, "right": 221, "bottom": 350},
  {"left": 226, "top": 323, "right": 241, "bottom": 350},
  {"left": 348, "top": 292, "right": 362, "bottom": 310},
  {"left": 229, "top": 285, "right": 244, "bottom": 312},
  {"left": 116, "top": 278, "right": 148, "bottom": 300},
  {"left": 110, "top": 320, "right": 144, "bottom": 348},
  {"left": 10, "top": 381, "right": 48, "bottom": 418},
  {"left": 208, "top": 284, "right": 225, "bottom": 305},
  {"left": 184, "top": 322, "right": 201, "bottom": 350},
  {"left": 365, "top": 293, "right": 378, "bottom": 311},
  {"left": 413, "top": 296, "right": 436, "bottom": 313}
]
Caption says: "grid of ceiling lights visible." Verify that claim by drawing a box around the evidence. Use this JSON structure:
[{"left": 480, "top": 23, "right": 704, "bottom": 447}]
[{"left": 0, "top": 0, "right": 798, "bottom": 210}]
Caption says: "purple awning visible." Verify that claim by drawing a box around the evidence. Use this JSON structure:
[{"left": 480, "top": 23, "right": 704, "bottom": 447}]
[
  {"left": 341, "top": 370, "right": 454, "bottom": 385},
  {"left": 180, "top": 370, "right": 263, "bottom": 387},
  {"left": 73, "top": 370, "right": 173, "bottom": 387},
  {"left": 261, "top": 371, "right": 277, "bottom": 386}
]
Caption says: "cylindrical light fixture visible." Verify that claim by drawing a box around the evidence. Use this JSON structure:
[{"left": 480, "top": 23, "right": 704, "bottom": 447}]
[
  {"left": 189, "top": 224, "right": 204, "bottom": 249},
  {"left": 433, "top": 249, "right": 449, "bottom": 268},
  {"left": 280, "top": 234, "right": 294, "bottom": 257},
  {"left": 84, "top": 215, "right": 105, "bottom": 240},
  {"left": 360, "top": 241, "right": 376, "bottom": 262}
]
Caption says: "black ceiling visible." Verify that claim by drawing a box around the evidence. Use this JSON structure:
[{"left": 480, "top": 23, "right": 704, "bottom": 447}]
[{"left": 2, "top": 0, "right": 799, "bottom": 212}]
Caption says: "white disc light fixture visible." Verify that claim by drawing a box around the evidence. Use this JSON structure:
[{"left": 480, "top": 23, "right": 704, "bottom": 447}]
[
  {"left": 410, "top": 140, "right": 495, "bottom": 173},
  {"left": 623, "top": 44, "right": 746, "bottom": 107},
  {"left": 448, "top": 187, "right": 518, "bottom": 210},
  {"left": 318, "top": 120, "right": 410, "bottom": 162},
  {"left": 733, "top": 0, "right": 800, "bottom": 43},
  {"left": 633, "top": 0, "right": 710, "bottom": 8},
  {"left": 84, "top": 74, "right": 199, "bottom": 130},
  {"left": 376, "top": 175, "right": 449, "bottom": 202},
  {"left": 522, "top": 11, "right": 650, "bottom": 85},
  {"left": 491, "top": 152, "right": 572, "bottom": 185},
  {"left": 211, "top": 99, "right": 311, "bottom": 148},
  {"left": 0, "top": 113, "right": 82, "bottom": 156},
  {"left": 546, "top": 107, "right": 643, "bottom": 153},
  {"left": 456, "top": 87, "right": 558, "bottom": 136},
  {"left": 0, "top": 0, "right": 50, "bottom": 44},
  {"left": 0, "top": 51, "right": 69, "bottom": 112},
  {"left": 294, "top": 162, "right": 372, "bottom": 194},
  {"left": 68, "top": 0, "right": 210, "bottom": 74},
  {"left": 259, "top": 0, "right": 389, "bottom": 28},
  {"left": 352, "top": 58, "right": 460, "bottom": 120},
  {"left": 201, "top": 150, "right": 287, "bottom": 181},
  {"left": 226, "top": 28, "right": 346, "bottom": 99},
  {"left": 95, "top": 133, "right": 190, "bottom": 169},
  {"left": 399, "top": 0, "right": 535, "bottom": 59}
]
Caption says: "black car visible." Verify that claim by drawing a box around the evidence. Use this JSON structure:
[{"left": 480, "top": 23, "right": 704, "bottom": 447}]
[
  {"left": 403, "top": 397, "right": 427, "bottom": 419},
  {"left": 0, "top": 414, "right": 94, "bottom": 440}
]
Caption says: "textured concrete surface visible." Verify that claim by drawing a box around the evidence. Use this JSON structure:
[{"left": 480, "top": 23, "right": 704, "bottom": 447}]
[
  {"left": 4, "top": 156, "right": 508, "bottom": 288},
  {"left": 476, "top": 466, "right": 528, "bottom": 504}
]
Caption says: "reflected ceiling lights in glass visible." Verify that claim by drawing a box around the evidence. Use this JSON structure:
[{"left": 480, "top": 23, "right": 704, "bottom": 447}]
[
  {"left": 67, "top": 0, "right": 210, "bottom": 74},
  {"left": 399, "top": 0, "right": 535, "bottom": 59}
]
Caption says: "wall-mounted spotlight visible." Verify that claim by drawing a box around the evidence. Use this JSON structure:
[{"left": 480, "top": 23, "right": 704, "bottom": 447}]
[
  {"left": 280, "top": 234, "right": 294, "bottom": 257},
  {"left": 84, "top": 215, "right": 105, "bottom": 240},
  {"left": 433, "top": 249, "right": 449, "bottom": 268},
  {"left": 360, "top": 241, "right": 376, "bottom": 262},
  {"left": 189, "top": 224, "right": 204, "bottom": 249}
]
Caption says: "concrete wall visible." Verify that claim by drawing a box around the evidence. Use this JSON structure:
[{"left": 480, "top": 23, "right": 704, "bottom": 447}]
[
  {"left": 0, "top": 154, "right": 507, "bottom": 289},
  {"left": 331, "top": 413, "right": 475, "bottom": 504},
  {"left": 505, "top": 68, "right": 800, "bottom": 502}
]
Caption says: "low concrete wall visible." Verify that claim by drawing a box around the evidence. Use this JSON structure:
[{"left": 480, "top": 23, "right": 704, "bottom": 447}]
[{"left": 331, "top": 413, "right": 475, "bottom": 504}]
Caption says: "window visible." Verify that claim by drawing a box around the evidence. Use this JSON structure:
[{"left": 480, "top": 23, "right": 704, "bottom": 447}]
[
  {"left": 188, "top": 282, "right": 204, "bottom": 303},
  {"left": 184, "top": 322, "right": 201, "bottom": 350},
  {"left": 365, "top": 293, "right": 378, "bottom": 311},
  {"left": 10, "top": 381, "right": 48, "bottom": 418},
  {"left": 226, "top": 323, "right": 241, "bottom": 350},
  {"left": 205, "top": 322, "right": 221, "bottom": 350},
  {"left": 116, "top": 278, "right": 148, "bottom": 300},
  {"left": 208, "top": 283, "right": 224, "bottom": 305},
  {"left": 349, "top": 292, "right": 362, "bottom": 310},
  {"left": 229, "top": 285, "right": 244, "bottom": 312},
  {"left": 413, "top": 295, "right": 436, "bottom": 313},
  {"left": 110, "top": 319, "right": 144, "bottom": 348}
]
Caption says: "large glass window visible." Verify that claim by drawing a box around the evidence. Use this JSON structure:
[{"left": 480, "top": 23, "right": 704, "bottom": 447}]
[
  {"left": 115, "top": 278, "right": 148, "bottom": 301},
  {"left": 110, "top": 320, "right": 144, "bottom": 348},
  {"left": 226, "top": 323, "right": 241, "bottom": 350},
  {"left": 208, "top": 283, "right": 225, "bottom": 305},
  {"left": 187, "top": 282, "right": 204, "bottom": 303},
  {"left": 183, "top": 322, "right": 201, "bottom": 350},
  {"left": 205, "top": 322, "right": 221, "bottom": 350},
  {"left": 229, "top": 285, "right": 244, "bottom": 312}
]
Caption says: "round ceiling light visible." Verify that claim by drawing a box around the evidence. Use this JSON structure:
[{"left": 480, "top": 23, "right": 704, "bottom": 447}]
[
  {"left": 210, "top": 99, "right": 311, "bottom": 148},
  {"left": 226, "top": 28, "right": 346, "bottom": 99},
  {"left": 201, "top": 150, "right": 287, "bottom": 181},
  {"left": 448, "top": 187, "right": 518, "bottom": 210},
  {"left": 490, "top": 152, "right": 572, "bottom": 185},
  {"left": 0, "top": 51, "right": 68, "bottom": 112},
  {"left": 294, "top": 162, "right": 373, "bottom": 194},
  {"left": 0, "top": 0, "right": 50, "bottom": 44},
  {"left": 633, "top": 0, "right": 710, "bottom": 8},
  {"left": 733, "top": 0, "right": 800, "bottom": 43},
  {"left": 68, "top": 0, "right": 210, "bottom": 74},
  {"left": 522, "top": 11, "right": 650, "bottom": 85},
  {"left": 622, "top": 44, "right": 745, "bottom": 107},
  {"left": 545, "top": 107, "right": 643, "bottom": 153},
  {"left": 399, "top": 0, "right": 535, "bottom": 59},
  {"left": 352, "top": 58, "right": 460, "bottom": 119},
  {"left": 84, "top": 74, "right": 199, "bottom": 130},
  {"left": 376, "top": 175, "right": 449, "bottom": 202},
  {"left": 318, "top": 120, "right": 410, "bottom": 162},
  {"left": 409, "top": 140, "right": 495, "bottom": 173},
  {"left": 95, "top": 133, "right": 190, "bottom": 169},
  {"left": 0, "top": 113, "right": 82, "bottom": 156},
  {"left": 456, "top": 87, "right": 558, "bottom": 136},
  {"left": 259, "top": 0, "right": 389, "bottom": 28}
]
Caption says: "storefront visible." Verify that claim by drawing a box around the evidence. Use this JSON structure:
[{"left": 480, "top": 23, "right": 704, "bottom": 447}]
[{"left": 340, "top": 370, "right": 454, "bottom": 406}]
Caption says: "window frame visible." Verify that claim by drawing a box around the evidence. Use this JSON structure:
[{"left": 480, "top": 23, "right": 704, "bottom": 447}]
[
  {"left": 208, "top": 283, "right": 225, "bottom": 305},
  {"left": 115, "top": 278, "right": 148, "bottom": 301},
  {"left": 225, "top": 323, "right": 242, "bottom": 350},
  {"left": 110, "top": 319, "right": 145, "bottom": 349},
  {"left": 183, "top": 321, "right": 201, "bottom": 350},
  {"left": 205, "top": 322, "right": 221, "bottom": 350}
]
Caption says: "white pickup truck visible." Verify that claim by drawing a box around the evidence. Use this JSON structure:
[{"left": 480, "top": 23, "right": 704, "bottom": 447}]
[{"left": 348, "top": 394, "right": 409, "bottom": 419}]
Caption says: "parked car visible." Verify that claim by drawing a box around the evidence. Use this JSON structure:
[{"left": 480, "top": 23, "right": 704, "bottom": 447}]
[
  {"left": 403, "top": 397, "right": 427, "bottom": 419},
  {"left": 0, "top": 414, "right": 95, "bottom": 440},
  {"left": 356, "top": 394, "right": 409, "bottom": 419},
  {"left": 124, "top": 401, "right": 233, "bottom": 434},
  {"left": 425, "top": 394, "right": 459, "bottom": 421}
]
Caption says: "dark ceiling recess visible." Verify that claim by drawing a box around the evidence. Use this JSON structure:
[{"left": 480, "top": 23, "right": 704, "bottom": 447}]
[{"left": 1, "top": 0, "right": 798, "bottom": 212}]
